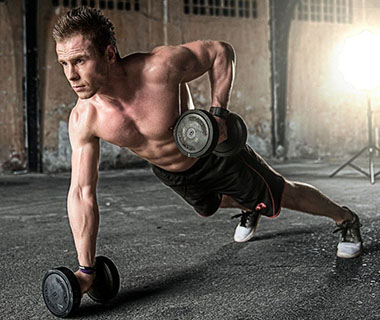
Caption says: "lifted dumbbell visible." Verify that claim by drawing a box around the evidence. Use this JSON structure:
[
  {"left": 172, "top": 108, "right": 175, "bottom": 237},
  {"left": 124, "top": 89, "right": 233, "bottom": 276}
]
[
  {"left": 212, "top": 109, "right": 248, "bottom": 157},
  {"left": 42, "top": 256, "right": 120, "bottom": 318},
  {"left": 174, "top": 108, "right": 247, "bottom": 158}
]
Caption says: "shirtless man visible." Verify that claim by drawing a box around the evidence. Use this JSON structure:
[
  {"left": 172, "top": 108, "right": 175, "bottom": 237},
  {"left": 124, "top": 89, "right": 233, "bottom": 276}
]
[{"left": 53, "top": 7, "right": 363, "bottom": 295}]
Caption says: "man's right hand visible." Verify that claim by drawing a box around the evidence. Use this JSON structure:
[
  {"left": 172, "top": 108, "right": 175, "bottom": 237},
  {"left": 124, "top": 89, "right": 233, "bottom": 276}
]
[
  {"left": 74, "top": 270, "right": 96, "bottom": 296},
  {"left": 214, "top": 116, "right": 228, "bottom": 144}
]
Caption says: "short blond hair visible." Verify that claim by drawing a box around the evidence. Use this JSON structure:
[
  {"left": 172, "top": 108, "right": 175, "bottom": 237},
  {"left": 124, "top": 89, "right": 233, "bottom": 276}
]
[{"left": 53, "top": 6, "right": 117, "bottom": 56}]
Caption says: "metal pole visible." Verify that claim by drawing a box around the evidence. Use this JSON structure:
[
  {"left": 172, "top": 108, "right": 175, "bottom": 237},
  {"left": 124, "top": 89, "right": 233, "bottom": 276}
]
[
  {"left": 330, "top": 94, "right": 380, "bottom": 183},
  {"left": 163, "top": 0, "right": 168, "bottom": 45},
  {"left": 368, "top": 95, "right": 375, "bottom": 184},
  {"left": 23, "top": 0, "right": 41, "bottom": 172}
]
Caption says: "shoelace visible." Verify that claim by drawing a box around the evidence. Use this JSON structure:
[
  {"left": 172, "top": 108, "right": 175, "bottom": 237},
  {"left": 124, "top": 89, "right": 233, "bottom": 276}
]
[
  {"left": 231, "top": 210, "right": 253, "bottom": 227},
  {"left": 333, "top": 214, "right": 360, "bottom": 233}
]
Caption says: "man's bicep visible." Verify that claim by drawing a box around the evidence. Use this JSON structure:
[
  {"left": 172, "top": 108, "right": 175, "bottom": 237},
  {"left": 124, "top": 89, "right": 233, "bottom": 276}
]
[
  {"left": 178, "top": 41, "right": 234, "bottom": 82},
  {"left": 166, "top": 41, "right": 216, "bottom": 82},
  {"left": 70, "top": 136, "right": 100, "bottom": 192}
]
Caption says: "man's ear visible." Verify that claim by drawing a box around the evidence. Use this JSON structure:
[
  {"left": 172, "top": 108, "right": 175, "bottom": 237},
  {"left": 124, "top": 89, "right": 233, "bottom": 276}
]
[{"left": 106, "top": 45, "right": 117, "bottom": 63}]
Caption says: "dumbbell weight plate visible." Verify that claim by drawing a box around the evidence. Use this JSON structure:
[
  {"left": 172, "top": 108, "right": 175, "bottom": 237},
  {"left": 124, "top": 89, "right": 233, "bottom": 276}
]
[
  {"left": 213, "top": 112, "right": 248, "bottom": 157},
  {"left": 42, "top": 267, "right": 81, "bottom": 318},
  {"left": 174, "top": 110, "right": 219, "bottom": 158},
  {"left": 87, "top": 256, "right": 120, "bottom": 303}
]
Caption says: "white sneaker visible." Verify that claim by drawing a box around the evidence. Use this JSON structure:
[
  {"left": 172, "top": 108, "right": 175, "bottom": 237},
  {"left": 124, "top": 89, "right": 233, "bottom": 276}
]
[
  {"left": 334, "top": 208, "right": 363, "bottom": 259},
  {"left": 232, "top": 210, "right": 261, "bottom": 243},
  {"left": 337, "top": 242, "right": 362, "bottom": 259}
]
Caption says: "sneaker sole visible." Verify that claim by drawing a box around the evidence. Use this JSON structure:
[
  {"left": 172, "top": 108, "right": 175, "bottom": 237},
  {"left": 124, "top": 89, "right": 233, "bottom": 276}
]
[
  {"left": 337, "top": 248, "right": 362, "bottom": 259},
  {"left": 234, "top": 231, "right": 256, "bottom": 243},
  {"left": 337, "top": 252, "right": 361, "bottom": 259}
]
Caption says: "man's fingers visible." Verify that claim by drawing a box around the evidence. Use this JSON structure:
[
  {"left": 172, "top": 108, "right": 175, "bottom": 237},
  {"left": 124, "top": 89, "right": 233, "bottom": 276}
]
[
  {"left": 215, "top": 117, "right": 228, "bottom": 144},
  {"left": 74, "top": 270, "right": 96, "bottom": 295}
]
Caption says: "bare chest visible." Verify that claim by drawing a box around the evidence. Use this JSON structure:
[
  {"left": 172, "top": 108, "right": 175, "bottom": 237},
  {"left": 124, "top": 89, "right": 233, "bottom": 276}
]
[{"left": 94, "top": 98, "right": 179, "bottom": 149}]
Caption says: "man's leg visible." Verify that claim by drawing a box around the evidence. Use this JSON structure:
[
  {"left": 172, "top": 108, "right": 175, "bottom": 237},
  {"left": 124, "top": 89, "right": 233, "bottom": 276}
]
[
  {"left": 225, "top": 180, "right": 362, "bottom": 258},
  {"left": 219, "top": 195, "right": 249, "bottom": 210},
  {"left": 280, "top": 179, "right": 362, "bottom": 258},
  {"left": 281, "top": 179, "right": 352, "bottom": 224},
  {"left": 221, "top": 181, "right": 352, "bottom": 223}
]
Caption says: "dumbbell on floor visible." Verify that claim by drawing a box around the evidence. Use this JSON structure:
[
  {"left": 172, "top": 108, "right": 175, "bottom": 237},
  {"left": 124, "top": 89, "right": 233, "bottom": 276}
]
[
  {"left": 42, "top": 256, "right": 120, "bottom": 318},
  {"left": 174, "top": 107, "right": 247, "bottom": 158}
]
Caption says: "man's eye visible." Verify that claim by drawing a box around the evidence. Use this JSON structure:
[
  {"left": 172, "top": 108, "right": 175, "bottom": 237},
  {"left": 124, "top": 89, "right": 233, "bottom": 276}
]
[{"left": 76, "top": 59, "right": 84, "bottom": 64}]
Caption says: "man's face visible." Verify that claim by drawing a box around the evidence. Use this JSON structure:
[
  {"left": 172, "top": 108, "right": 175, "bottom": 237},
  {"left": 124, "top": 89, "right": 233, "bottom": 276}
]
[{"left": 56, "top": 34, "right": 108, "bottom": 99}]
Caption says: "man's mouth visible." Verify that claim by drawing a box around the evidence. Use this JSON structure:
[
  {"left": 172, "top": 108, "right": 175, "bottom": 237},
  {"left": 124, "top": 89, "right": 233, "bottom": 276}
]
[{"left": 73, "top": 85, "right": 85, "bottom": 92}]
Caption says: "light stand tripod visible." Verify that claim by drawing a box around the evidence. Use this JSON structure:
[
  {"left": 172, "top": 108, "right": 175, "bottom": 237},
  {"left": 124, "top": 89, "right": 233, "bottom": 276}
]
[{"left": 330, "top": 95, "right": 380, "bottom": 184}]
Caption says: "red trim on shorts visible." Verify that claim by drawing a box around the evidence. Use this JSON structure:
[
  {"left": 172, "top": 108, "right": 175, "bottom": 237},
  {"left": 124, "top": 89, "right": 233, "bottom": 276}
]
[
  {"left": 277, "top": 178, "right": 286, "bottom": 217},
  {"left": 238, "top": 155, "right": 284, "bottom": 218}
]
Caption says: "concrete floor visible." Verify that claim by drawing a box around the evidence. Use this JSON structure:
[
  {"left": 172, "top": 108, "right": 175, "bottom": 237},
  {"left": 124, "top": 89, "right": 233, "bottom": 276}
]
[{"left": 1, "top": 160, "right": 380, "bottom": 320}]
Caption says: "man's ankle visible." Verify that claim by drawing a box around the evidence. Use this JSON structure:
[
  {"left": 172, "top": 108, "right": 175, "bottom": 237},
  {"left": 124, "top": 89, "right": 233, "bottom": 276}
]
[{"left": 335, "top": 207, "right": 353, "bottom": 225}]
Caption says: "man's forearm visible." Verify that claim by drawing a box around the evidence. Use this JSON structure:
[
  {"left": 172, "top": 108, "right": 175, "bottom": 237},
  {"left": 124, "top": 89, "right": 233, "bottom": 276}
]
[
  {"left": 209, "top": 41, "right": 236, "bottom": 109},
  {"left": 67, "top": 190, "right": 99, "bottom": 267}
]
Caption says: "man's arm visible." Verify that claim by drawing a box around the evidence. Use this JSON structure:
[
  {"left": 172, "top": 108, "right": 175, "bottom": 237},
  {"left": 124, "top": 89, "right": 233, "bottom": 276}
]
[
  {"left": 67, "top": 106, "right": 100, "bottom": 293},
  {"left": 154, "top": 40, "right": 235, "bottom": 142},
  {"left": 180, "top": 40, "right": 236, "bottom": 110},
  {"left": 153, "top": 40, "right": 236, "bottom": 110}
]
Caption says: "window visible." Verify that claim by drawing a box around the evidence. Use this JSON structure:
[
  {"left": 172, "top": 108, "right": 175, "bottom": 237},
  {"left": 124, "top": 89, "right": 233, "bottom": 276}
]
[
  {"left": 310, "top": 0, "right": 321, "bottom": 22},
  {"left": 336, "top": 0, "right": 353, "bottom": 23},
  {"left": 51, "top": 0, "right": 140, "bottom": 11},
  {"left": 251, "top": 0, "right": 257, "bottom": 18},
  {"left": 294, "top": 0, "right": 353, "bottom": 24},
  {"left": 297, "top": 0, "right": 309, "bottom": 21},
  {"left": 184, "top": 0, "right": 258, "bottom": 19},
  {"left": 323, "top": 0, "right": 334, "bottom": 22},
  {"left": 238, "top": 0, "right": 250, "bottom": 18}
]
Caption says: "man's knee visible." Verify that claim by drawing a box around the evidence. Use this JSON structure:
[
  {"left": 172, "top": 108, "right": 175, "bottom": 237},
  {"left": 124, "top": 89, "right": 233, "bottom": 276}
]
[
  {"left": 220, "top": 195, "right": 250, "bottom": 210},
  {"left": 282, "top": 180, "right": 319, "bottom": 209},
  {"left": 282, "top": 180, "right": 300, "bottom": 208},
  {"left": 193, "top": 200, "right": 220, "bottom": 218},
  {"left": 194, "top": 208, "right": 218, "bottom": 218}
]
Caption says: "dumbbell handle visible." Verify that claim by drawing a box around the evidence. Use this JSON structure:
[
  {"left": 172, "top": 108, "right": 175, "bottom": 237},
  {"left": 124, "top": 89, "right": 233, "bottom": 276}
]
[{"left": 210, "top": 106, "right": 230, "bottom": 119}]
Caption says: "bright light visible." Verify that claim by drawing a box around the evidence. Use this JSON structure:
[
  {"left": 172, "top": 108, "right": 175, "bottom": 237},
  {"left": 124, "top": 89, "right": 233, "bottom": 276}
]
[{"left": 339, "top": 31, "right": 380, "bottom": 91}]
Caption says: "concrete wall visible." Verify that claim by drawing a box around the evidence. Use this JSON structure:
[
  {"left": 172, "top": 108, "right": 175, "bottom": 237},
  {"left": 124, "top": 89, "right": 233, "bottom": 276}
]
[
  {"left": 0, "top": 1, "right": 26, "bottom": 171},
  {"left": 287, "top": 0, "right": 380, "bottom": 159}
]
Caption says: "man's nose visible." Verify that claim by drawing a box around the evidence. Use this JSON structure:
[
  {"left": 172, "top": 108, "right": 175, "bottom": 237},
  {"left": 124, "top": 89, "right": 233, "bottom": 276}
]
[{"left": 68, "top": 65, "right": 79, "bottom": 81}]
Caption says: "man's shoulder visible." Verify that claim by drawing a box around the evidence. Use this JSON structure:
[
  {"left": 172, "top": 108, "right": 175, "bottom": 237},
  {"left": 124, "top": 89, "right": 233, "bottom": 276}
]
[
  {"left": 121, "top": 51, "right": 158, "bottom": 75},
  {"left": 69, "top": 100, "right": 98, "bottom": 141},
  {"left": 70, "top": 99, "right": 96, "bottom": 121},
  {"left": 121, "top": 45, "right": 193, "bottom": 67},
  {"left": 121, "top": 44, "right": 199, "bottom": 82},
  {"left": 150, "top": 44, "right": 191, "bottom": 59},
  {"left": 146, "top": 44, "right": 195, "bottom": 75}
]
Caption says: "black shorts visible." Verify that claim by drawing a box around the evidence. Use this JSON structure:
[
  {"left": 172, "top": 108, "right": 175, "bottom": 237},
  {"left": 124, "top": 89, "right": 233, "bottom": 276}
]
[{"left": 152, "top": 145, "right": 285, "bottom": 218}]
